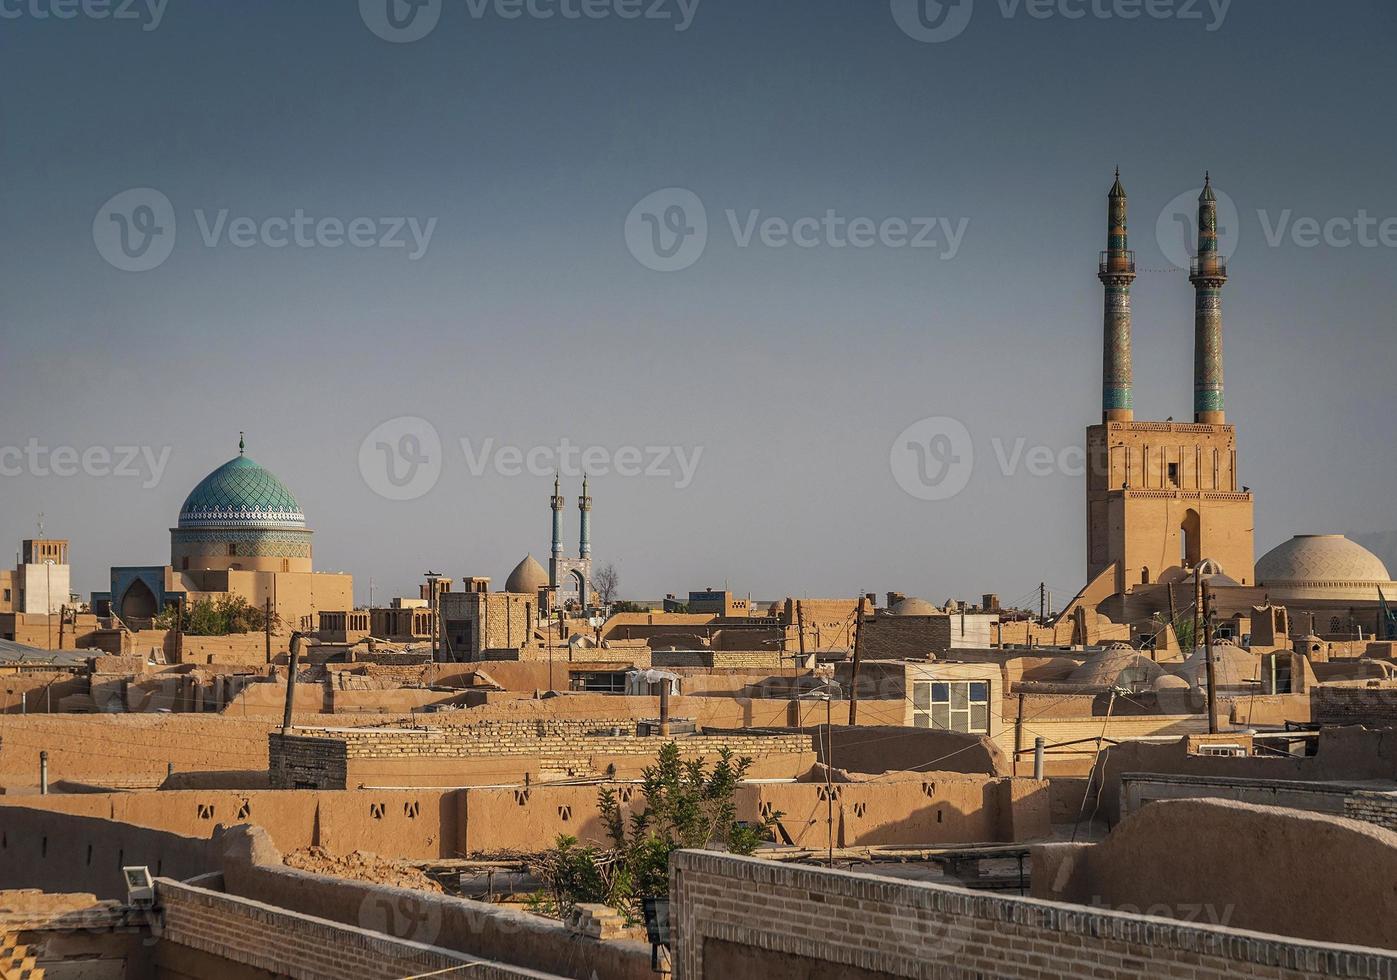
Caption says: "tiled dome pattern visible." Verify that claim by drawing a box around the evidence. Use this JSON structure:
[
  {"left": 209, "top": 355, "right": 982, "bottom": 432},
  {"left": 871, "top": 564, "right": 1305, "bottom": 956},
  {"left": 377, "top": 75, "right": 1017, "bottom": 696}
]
[{"left": 178, "top": 455, "right": 306, "bottom": 530}]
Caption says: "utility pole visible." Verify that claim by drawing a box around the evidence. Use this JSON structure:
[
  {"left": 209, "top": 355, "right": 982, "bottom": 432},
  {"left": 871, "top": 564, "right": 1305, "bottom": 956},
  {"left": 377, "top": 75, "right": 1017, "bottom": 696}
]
[
  {"left": 1203, "top": 589, "right": 1219, "bottom": 734},
  {"left": 1193, "top": 566, "right": 1203, "bottom": 654},
  {"left": 847, "top": 596, "right": 867, "bottom": 725},
  {"left": 825, "top": 685, "right": 834, "bottom": 868},
  {"left": 796, "top": 600, "right": 807, "bottom": 666},
  {"left": 423, "top": 571, "right": 442, "bottom": 661}
]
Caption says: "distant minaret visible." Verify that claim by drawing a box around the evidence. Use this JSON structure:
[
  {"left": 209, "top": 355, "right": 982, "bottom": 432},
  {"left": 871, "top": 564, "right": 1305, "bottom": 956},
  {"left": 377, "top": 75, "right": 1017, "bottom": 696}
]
[
  {"left": 1099, "top": 168, "right": 1136, "bottom": 422},
  {"left": 1191, "top": 172, "right": 1227, "bottom": 424},
  {"left": 550, "top": 474, "right": 565, "bottom": 559},
  {"left": 578, "top": 475, "right": 592, "bottom": 560}
]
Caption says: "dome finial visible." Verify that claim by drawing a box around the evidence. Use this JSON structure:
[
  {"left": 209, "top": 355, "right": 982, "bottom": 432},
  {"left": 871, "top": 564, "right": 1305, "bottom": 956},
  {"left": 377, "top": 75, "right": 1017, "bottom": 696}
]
[{"left": 239, "top": 432, "right": 245, "bottom": 456}]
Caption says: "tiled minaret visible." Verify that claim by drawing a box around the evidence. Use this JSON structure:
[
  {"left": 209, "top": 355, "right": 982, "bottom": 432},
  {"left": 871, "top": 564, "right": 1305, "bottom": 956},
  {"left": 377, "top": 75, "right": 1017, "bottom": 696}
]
[
  {"left": 550, "top": 473, "right": 565, "bottom": 560},
  {"left": 1191, "top": 172, "right": 1227, "bottom": 424},
  {"left": 1099, "top": 168, "right": 1136, "bottom": 422},
  {"left": 578, "top": 475, "right": 592, "bottom": 560}
]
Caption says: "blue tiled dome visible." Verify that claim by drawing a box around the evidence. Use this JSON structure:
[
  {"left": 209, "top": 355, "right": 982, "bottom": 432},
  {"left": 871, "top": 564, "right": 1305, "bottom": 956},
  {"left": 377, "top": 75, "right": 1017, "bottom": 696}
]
[{"left": 178, "top": 454, "right": 306, "bottom": 530}]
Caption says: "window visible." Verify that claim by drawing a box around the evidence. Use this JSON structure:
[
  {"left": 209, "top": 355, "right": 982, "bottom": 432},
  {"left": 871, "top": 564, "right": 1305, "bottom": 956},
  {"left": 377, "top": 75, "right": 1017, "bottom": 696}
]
[
  {"left": 227, "top": 544, "right": 238, "bottom": 556},
  {"left": 1167, "top": 462, "right": 1180, "bottom": 487},
  {"left": 912, "top": 680, "right": 990, "bottom": 734}
]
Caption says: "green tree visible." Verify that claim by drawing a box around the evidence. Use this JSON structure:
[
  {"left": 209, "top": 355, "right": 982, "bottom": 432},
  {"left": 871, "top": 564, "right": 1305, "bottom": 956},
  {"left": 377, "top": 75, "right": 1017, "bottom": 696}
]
[
  {"left": 530, "top": 743, "right": 780, "bottom": 921},
  {"left": 152, "top": 594, "right": 277, "bottom": 636}
]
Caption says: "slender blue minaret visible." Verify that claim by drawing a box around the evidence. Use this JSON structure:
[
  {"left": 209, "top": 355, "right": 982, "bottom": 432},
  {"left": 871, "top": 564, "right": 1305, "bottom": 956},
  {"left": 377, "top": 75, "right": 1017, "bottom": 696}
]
[
  {"left": 550, "top": 473, "right": 564, "bottom": 560},
  {"left": 1099, "top": 168, "right": 1136, "bottom": 422},
  {"left": 1192, "top": 172, "right": 1227, "bottom": 424},
  {"left": 578, "top": 475, "right": 592, "bottom": 560}
]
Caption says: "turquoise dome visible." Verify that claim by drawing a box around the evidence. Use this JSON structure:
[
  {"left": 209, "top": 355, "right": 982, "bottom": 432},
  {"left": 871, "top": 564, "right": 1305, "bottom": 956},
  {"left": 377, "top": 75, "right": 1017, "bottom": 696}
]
[{"left": 178, "top": 454, "right": 306, "bottom": 530}]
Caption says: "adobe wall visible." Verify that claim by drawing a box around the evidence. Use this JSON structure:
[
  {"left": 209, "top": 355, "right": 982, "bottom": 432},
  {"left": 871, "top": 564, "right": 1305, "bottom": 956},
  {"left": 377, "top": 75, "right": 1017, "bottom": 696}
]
[
  {"left": 1346, "top": 790, "right": 1397, "bottom": 832},
  {"left": 1032, "top": 798, "right": 1397, "bottom": 951},
  {"left": 0, "top": 806, "right": 219, "bottom": 899},
  {"left": 0, "top": 714, "right": 407, "bottom": 789},
  {"left": 814, "top": 726, "right": 1010, "bottom": 777},
  {"left": 670, "top": 849, "right": 1397, "bottom": 980},
  {"left": 221, "top": 825, "right": 652, "bottom": 980},
  {"left": 0, "top": 788, "right": 460, "bottom": 859},
  {"left": 1093, "top": 728, "right": 1397, "bottom": 822},
  {"left": 739, "top": 773, "right": 1049, "bottom": 848}
]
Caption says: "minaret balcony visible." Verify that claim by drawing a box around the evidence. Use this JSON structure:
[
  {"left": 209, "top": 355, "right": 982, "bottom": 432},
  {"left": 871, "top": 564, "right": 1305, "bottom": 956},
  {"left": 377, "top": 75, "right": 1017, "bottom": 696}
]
[
  {"left": 1098, "top": 250, "right": 1136, "bottom": 276},
  {"left": 1190, "top": 254, "right": 1228, "bottom": 278}
]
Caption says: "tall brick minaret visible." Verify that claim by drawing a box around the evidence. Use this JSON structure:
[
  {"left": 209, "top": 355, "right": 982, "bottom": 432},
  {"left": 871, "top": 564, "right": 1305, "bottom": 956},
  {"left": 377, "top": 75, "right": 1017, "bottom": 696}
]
[
  {"left": 1191, "top": 172, "right": 1227, "bottom": 424},
  {"left": 1099, "top": 168, "right": 1136, "bottom": 422}
]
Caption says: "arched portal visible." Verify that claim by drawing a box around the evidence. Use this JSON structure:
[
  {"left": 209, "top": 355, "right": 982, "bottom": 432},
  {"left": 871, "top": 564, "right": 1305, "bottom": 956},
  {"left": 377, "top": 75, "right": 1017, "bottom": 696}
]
[{"left": 119, "top": 579, "right": 158, "bottom": 620}]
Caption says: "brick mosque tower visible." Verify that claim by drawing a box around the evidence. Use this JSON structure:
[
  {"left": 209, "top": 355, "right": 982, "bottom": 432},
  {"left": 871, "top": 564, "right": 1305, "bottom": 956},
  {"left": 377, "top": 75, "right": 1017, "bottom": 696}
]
[{"left": 1085, "top": 172, "right": 1255, "bottom": 596}]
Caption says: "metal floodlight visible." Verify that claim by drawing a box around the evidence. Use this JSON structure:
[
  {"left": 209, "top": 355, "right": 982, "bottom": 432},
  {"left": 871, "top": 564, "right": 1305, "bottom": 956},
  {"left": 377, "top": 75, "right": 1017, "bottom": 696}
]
[{"left": 123, "top": 866, "right": 155, "bottom": 908}]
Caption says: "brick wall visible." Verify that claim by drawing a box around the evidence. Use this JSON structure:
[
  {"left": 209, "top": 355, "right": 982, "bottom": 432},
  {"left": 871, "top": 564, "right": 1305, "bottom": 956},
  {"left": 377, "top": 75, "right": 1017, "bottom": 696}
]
[
  {"left": 1346, "top": 791, "right": 1397, "bottom": 832},
  {"left": 1312, "top": 684, "right": 1397, "bottom": 727},
  {"left": 670, "top": 850, "right": 1397, "bottom": 980},
  {"left": 270, "top": 723, "right": 814, "bottom": 789},
  {"left": 156, "top": 879, "right": 553, "bottom": 979}
]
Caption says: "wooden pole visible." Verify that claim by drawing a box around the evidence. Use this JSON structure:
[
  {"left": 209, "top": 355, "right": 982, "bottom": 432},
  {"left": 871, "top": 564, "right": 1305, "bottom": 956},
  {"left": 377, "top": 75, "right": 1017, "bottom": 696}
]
[
  {"left": 847, "top": 596, "right": 867, "bottom": 725},
  {"left": 1192, "top": 567, "right": 1202, "bottom": 655},
  {"left": 796, "top": 600, "right": 807, "bottom": 665},
  {"left": 281, "top": 632, "right": 303, "bottom": 735},
  {"left": 825, "top": 691, "right": 833, "bottom": 868}
]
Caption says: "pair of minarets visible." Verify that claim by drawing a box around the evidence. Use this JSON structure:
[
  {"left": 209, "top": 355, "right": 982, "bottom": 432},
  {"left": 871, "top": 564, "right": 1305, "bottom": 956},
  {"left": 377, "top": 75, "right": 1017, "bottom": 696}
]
[
  {"left": 550, "top": 474, "right": 591, "bottom": 560},
  {"left": 1099, "top": 169, "right": 1228, "bottom": 425}
]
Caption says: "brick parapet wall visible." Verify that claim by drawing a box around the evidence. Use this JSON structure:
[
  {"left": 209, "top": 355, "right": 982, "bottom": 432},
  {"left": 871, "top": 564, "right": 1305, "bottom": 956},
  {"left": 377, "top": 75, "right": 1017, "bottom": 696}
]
[
  {"left": 1345, "top": 791, "right": 1397, "bottom": 832},
  {"left": 670, "top": 850, "right": 1397, "bottom": 980},
  {"left": 270, "top": 725, "right": 812, "bottom": 788},
  {"left": 156, "top": 878, "right": 555, "bottom": 980},
  {"left": 1312, "top": 686, "right": 1397, "bottom": 727}
]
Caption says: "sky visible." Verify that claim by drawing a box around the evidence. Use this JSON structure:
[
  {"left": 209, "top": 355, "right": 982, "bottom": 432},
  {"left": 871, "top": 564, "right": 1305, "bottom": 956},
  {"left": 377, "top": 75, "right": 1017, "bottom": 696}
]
[{"left": 1, "top": 0, "right": 1395, "bottom": 610}]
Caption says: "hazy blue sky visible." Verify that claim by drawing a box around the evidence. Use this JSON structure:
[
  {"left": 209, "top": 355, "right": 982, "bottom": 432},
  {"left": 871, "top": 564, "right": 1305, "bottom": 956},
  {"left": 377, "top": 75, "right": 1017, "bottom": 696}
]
[{"left": 2, "top": 0, "right": 1395, "bottom": 609}]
